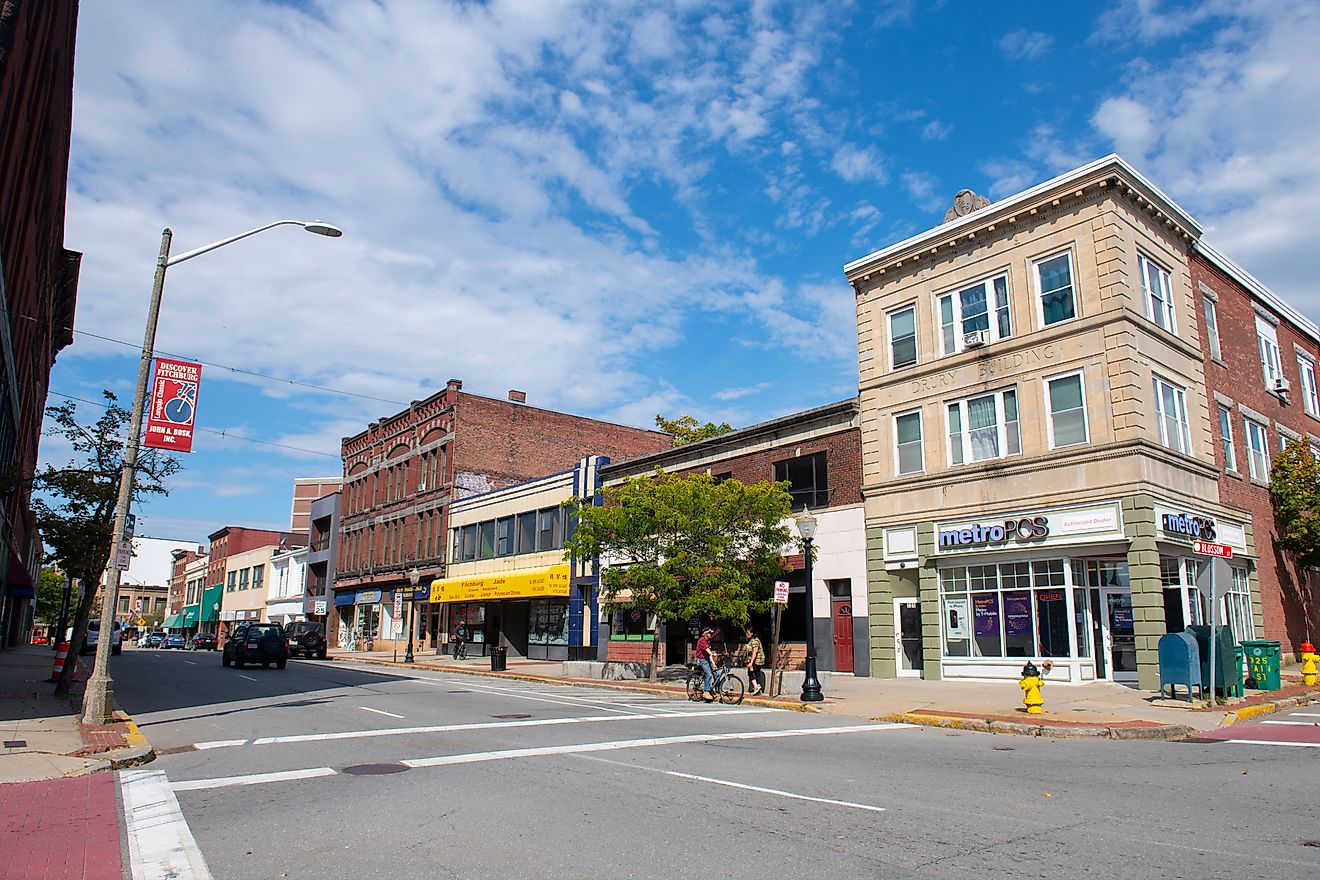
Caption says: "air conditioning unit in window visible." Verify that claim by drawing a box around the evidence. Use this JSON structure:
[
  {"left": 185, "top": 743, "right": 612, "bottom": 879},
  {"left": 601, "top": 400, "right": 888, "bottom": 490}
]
[
  {"left": 1273, "top": 377, "right": 1292, "bottom": 394},
  {"left": 963, "top": 330, "right": 989, "bottom": 349}
]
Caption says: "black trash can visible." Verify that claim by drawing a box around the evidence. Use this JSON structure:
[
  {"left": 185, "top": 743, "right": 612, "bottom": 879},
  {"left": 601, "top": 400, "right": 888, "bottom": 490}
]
[{"left": 490, "top": 646, "right": 507, "bottom": 672}]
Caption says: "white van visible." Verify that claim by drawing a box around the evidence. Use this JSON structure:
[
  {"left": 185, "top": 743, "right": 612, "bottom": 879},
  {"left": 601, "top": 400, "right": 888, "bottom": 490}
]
[{"left": 67, "top": 619, "right": 123, "bottom": 656}]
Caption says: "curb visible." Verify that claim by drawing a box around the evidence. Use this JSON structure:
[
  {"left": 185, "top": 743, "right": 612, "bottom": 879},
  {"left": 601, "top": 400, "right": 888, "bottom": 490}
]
[
  {"left": 1222, "top": 691, "right": 1318, "bottom": 726},
  {"left": 877, "top": 711, "right": 1195, "bottom": 741}
]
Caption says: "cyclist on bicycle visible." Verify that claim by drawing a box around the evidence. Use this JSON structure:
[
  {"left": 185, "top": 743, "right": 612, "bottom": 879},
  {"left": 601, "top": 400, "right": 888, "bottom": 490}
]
[
  {"left": 695, "top": 626, "right": 719, "bottom": 697},
  {"left": 452, "top": 623, "right": 468, "bottom": 659}
]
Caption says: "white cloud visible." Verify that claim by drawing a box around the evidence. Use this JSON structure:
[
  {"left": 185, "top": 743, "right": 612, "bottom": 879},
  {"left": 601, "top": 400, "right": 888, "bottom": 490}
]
[
  {"left": 1092, "top": 97, "right": 1156, "bottom": 162},
  {"left": 712, "top": 383, "right": 771, "bottom": 401},
  {"left": 921, "top": 120, "right": 952, "bottom": 141},
  {"left": 830, "top": 143, "right": 888, "bottom": 184},
  {"left": 999, "top": 28, "right": 1054, "bottom": 61},
  {"left": 901, "top": 170, "right": 944, "bottom": 212}
]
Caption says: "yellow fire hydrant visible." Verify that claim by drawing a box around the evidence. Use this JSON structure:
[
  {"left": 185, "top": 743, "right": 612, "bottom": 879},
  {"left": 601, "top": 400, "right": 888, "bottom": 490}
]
[
  {"left": 1020, "top": 661, "right": 1045, "bottom": 715},
  {"left": 1302, "top": 640, "right": 1318, "bottom": 687}
]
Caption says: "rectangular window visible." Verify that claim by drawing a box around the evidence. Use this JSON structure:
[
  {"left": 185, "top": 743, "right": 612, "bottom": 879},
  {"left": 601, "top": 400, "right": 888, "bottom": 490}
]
[
  {"left": 1245, "top": 418, "right": 1270, "bottom": 480},
  {"left": 1217, "top": 406, "right": 1237, "bottom": 472},
  {"left": 947, "top": 389, "right": 1020, "bottom": 465},
  {"left": 1152, "top": 376, "right": 1191, "bottom": 455},
  {"left": 538, "top": 507, "right": 561, "bottom": 551},
  {"left": 1045, "top": 371, "right": 1088, "bottom": 448},
  {"left": 1138, "top": 253, "right": 1175, "bottom": 332},
  {"left": 479, "top": 520, "right": 495, "bottom": 559},
  {"left": 238, "top": 568, "right": 249, "bottom": 591},
  {"left": 252, "top": 566, "right": 264, "bottom": 592},
  {"left": 772, "top": 452, "right": 829, "bottom": 509},
  {"left": 495, "top": 517, "right": 515, "bottom": 556},
  {"left": 460, "top": 524, "right": 478, "bottom": 562},
  {"left": 1034, "top": 251, "right": 1076, "bottom": 327},
  {"left": 1299, "top": 356, "right": 1319, "bottom": 416},
  {"left": 1203, "top": 296, "right": 1221, "bottom": 360},
  {"left": 938, "top": 273, "right": 1011, "bottom": 354},
  {"left": 894, "top": 410, "right": 924, "bottom": 475},
  {"left": 1257, "top": 315, "right": 1282, "bottom": 389},
  {"left": 889, "top": 306, "right": 917, "bottom": 369},
  {"left": 227, "top": 571, "right": 237, "bottom": 592},
  {"left": 1225, "top": 568, "right": 1255, "bottom": 643},
  {"left": 517, "top": 511, "right": 538, "bottom": 554}
]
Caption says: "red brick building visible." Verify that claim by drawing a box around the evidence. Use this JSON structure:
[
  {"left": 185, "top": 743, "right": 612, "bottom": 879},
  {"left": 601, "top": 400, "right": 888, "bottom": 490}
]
[
  {"left": 600, "top": 399, "right": 867, "bottom": 675},
  {"left": 168, "top": 547, "right": 206, "bottom": 615},
  {"left": 333, "top": 379, "right": 671, "bottom": 651},
  {"left": 206, "top": 526, "right": 302, "bottom": 644},
  {"left": 289, "top": 477, "right": 342, "bottom": 533},
  {"left": 0, "top": 0, "right": 80, "bottom": 648},
  {"left": 1191, "top": 242, "right": 1320, "bottom": 656}
]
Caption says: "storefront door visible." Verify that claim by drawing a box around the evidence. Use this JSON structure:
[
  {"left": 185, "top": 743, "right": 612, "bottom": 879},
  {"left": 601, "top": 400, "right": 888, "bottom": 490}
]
[
  {"left": 893, "top": 598, "right": 923, "bottom": 678},
  {"left": 1100, "top": 588, "right": 1137, "bottom": 681},
  {"left": 831, "top": 599, "right": 854, "bottom": 673}
]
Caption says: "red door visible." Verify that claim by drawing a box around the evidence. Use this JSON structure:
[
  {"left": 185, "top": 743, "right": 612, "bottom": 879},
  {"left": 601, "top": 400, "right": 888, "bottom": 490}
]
[{"left": 832, "top": 599, "right": 854, "bottom": 673}]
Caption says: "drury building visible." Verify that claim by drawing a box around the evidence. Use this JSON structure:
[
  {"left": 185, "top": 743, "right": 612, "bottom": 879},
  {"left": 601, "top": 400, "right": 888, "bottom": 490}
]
[{"left": 845, "top": 155, "right": 1259, "bottom": 690}]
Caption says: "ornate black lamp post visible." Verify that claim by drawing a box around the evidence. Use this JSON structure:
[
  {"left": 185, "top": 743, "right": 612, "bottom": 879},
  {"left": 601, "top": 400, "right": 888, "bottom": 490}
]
[
  {"left": 796, "top": 508, "right": 823, "bottom": 702},
  {"left": 405, "top": 567, "right": 420, "bottom": 664}
]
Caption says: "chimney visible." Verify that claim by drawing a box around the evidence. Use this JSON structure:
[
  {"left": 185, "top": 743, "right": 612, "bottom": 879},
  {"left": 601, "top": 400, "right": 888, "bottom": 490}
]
[
  {"left": 508, "top": 389, "right": 526, "bottom": 404},
  {"left": 446, "top": 378, "right": 463, "bottom": 393}
]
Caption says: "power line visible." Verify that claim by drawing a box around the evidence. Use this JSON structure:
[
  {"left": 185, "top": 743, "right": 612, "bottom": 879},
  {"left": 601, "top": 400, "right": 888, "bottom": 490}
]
[{"left": 46, "top": 390, "right": 341, "bottom": 459}]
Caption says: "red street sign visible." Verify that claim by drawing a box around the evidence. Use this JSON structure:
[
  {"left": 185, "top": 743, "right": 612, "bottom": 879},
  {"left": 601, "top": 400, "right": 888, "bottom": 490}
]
[
  {"left": 144, "top": 357, "right": 201, "bottom": 453},
  {"left": 1192, "top": 540, "right": 1233, "bottom": 559},
  {"left": 773, "top": 581, "right": 789, "bottom": 604}
]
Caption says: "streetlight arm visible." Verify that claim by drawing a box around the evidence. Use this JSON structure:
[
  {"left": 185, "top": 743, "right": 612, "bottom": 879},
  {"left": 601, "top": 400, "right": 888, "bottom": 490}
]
[{"left": 166, "top": 220, "right": 310, "bottom": 267}]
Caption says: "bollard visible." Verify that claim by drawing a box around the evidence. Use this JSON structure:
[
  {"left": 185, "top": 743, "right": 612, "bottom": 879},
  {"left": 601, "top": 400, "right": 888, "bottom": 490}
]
[
  {"left": 1301, "top": 640, "right": 1317, "bottom": 687},
  {"left": 49, "top": 641, "right": 70, "bottom": 683},
  {"left": 1020, "top": 661, "right": 1045, "bottom": 715}
]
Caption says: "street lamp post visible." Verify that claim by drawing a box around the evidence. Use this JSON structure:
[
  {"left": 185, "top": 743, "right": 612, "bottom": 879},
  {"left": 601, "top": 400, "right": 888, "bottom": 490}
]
[
  {"left": 81, "top": 220, "right": 342, "bottom": 725},
  {"left": 406, "top": 567, "right": 420, "bottom": 664},
  {"left": 796, "top": 508, "right": 823, "bottom": 702}
]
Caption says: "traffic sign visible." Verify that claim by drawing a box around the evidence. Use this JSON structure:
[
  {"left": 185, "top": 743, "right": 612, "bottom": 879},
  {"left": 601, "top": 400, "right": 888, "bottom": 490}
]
[
  {"left": 114, "top": 542, "right": 132, "bottom": 571},
  {"left": 1192, "top": 540, "right": 1233, "bottom": 559},
  {"left": 773, "top": 580, "right": 789, "bottom": 604},
  {"left": 313, "top": 600, "right": 327, "bottom": 616}
]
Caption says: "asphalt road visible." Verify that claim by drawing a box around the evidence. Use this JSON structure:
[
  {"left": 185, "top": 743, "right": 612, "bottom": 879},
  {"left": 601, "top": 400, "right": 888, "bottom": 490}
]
[{"left": 112, "top": 649, "right": 1320, "bottom": 880}]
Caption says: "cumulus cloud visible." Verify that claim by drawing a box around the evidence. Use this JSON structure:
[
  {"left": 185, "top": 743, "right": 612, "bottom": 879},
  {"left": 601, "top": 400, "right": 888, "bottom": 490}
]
[
  {"left": 921, "top": 120, "right": 952, "bottom": 141},
  {"left": 999, "top": 28, "right": 1054, "bottom": 61},
  {"left": 830, "top": 143, "right": 888, "bottom": 184}
]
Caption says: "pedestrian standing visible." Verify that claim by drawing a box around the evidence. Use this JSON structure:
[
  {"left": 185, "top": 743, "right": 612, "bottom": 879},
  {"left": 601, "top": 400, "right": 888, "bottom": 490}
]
[{"left": 745, "top": 626, "right": 765, "bottom": 696}]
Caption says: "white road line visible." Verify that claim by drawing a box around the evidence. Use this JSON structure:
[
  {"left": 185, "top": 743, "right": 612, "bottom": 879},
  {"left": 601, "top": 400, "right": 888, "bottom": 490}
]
[
  {"left": 359, "top": 706, "right": 405, "bottom": 719},
  {"left": 1288, "top": 712, "right": 1320, "bottom": 718},
  {"left": 192, "top": 707, "right": 774, "bottom": 750},
  {"left": 425, "top": 680, "right": 642, "bottom": 714},
  {"left": 664, "top": 770, "right": 886, "bottom": 812},
  {"left": 1224, "top": 739, "right": 1320, "bottom": 748},
  {"left": 171, "top": 767, "right": 337, "bottom": 792},
  {"left": 239, "top": 674, "right": 258, "bottom": 682},
  {"left": 120, "top": 768, "right": 213, "bottom": 880},
  {"left": 1261, "top": 719, "right": 1320, "bottom": 726},
  {"left": 402, "top": 723, "right": 911, "bottom": 769},
  {"left": 183, "top": 660, "right": 196, "bottom": 666}
]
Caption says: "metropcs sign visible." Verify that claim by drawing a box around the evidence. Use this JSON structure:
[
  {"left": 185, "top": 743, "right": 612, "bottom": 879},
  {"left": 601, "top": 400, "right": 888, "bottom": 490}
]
[
  {"left": 1161, "top": 512, "right": 1216, "bottom": 541},
  {"left": 938, "top": 516, "right": 1050, "bottom": 549}
]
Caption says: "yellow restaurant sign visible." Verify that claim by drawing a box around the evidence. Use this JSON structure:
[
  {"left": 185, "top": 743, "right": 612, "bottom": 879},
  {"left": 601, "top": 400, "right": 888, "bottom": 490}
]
[{"left": 429, "top": 565, "right": 570, "bottom": 603}]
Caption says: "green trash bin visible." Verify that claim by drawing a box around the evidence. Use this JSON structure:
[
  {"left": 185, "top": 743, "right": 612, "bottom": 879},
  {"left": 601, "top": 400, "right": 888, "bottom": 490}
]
[
  {"left": 1233, "top": 644, "right": 1245, "bottom": 694},
  {"left": 1241, "top": 640, "right": 1282, "bottom": 691}
]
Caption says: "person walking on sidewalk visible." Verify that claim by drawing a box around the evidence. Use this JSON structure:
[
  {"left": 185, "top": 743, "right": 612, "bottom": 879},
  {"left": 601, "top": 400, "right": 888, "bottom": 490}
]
[{"left": 745, "top": 627, "right": 765, "bottom": 696}]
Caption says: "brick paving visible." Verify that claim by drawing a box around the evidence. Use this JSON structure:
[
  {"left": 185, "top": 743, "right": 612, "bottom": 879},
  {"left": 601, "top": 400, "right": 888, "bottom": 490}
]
[
  {"left": 0, "top": 774, "right": 122, "bottom": 880},
  {"left": 71, "top": 721, "right": 132, "bottom": 757}
]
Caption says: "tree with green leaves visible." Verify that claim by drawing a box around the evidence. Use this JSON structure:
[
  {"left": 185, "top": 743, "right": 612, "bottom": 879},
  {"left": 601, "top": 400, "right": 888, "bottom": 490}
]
[
  {"left": 563, "top": 468, "right": 792, "bottom": 680},
  {"left": 1270, "top": 438, "right": 1320, "bottom": 569},
  {"left": 654, "top": 414, "right": 734, "bottom": 446},
  {"left": 35, "top": 566, "right": 67, "bottom": 627},
  {"left": 34, "top": 392, "right": 180, "bottom": 697}
]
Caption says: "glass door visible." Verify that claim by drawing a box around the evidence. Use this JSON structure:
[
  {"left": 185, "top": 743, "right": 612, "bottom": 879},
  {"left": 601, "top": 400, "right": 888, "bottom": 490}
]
[
  {"left": 1100, "top": 588, "right": 1137, "bottom": 681},
  {"left": 893, "top": 598, "right": 924, "bottom": 677}
]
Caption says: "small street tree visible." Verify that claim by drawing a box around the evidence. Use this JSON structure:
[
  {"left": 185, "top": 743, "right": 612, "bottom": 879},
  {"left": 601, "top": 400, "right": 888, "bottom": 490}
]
[
  {"left": 33, "top": 392, "right": 179, "bottom": 697},
  {"left": 654, "top": 414, "right": 734, "bottom": 446},
  {"left": 563, "top": 469, "right": 792, "bottom": 680},
  {"left": 35, "top": 566, "right": 67, "bottom": 631},
  {"left": 1269, "top": 438, "right": 1320, "bottom": 569}
]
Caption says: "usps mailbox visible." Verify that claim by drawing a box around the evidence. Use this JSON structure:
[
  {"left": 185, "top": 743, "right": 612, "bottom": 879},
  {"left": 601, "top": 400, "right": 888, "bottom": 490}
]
[{"left": 1158, "top": 631, "right": 1202, "bottom": 701}]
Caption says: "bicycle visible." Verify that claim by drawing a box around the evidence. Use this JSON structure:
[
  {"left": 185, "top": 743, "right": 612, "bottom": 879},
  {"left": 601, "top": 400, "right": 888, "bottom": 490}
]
[
  {"left": 685, "top": 659, "right": 744, "bottom": 705},
  {"left": 452, "top": 639, "right": 467, "bottom": 660}
]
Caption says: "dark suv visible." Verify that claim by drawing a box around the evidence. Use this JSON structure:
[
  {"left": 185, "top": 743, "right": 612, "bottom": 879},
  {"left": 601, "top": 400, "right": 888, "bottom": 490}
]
[
  {"left": 285, "top": 620, "right": 327, "bottom": 660},
  {"left": 222, "top": 622, "right": 288, "bottom": 670}
]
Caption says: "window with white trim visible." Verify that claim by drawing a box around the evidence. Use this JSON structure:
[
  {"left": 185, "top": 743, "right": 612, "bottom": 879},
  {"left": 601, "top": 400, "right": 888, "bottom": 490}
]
[
  {"left": 1244, "top": 417, "right": 1269, "bottom": 480},
  {"left": 947, "top": 388, "right": 1020, "bottom": 465},
  {"left": 938, "top": 273, "right": 1011, "bottom": 354},
  {"left": 1045, "top": 371, "right": 1088, "bottom": 447},
  {"left": 1225, "top": 567, "right": 1255, "bottom": 643},
  {"left": 1299, "top": 355, "right": 1318, "bottom": 416},
  {"left": 1217, "top": 405, "right": 1236, "bottom": 472},
  {"left": 894, "top": 410, "right": 924, "bottom": 475},
  {"left": 889, "top": 306, "right": 917, "bottom": 369},
  {"left": 1138, "top": 253, "right": 1175, "bottom": 332},
  {"left": 1034, "top": 251, "right": 1076, "bottom": 327},
  {"left": 1152, "top": 376, "right": 1191, "bottom": 455},
  {"left": 1203, "top": 295, "right": 1221, "bottom": 360},
  {"left": 1256, "top": 315, "right": 1282, "bottom": 389}
]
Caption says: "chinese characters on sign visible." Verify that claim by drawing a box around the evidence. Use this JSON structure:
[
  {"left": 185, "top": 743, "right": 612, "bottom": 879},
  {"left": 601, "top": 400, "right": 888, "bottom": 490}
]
[{"left": 144, "top": 357, "right": 202, "bottom": 452}]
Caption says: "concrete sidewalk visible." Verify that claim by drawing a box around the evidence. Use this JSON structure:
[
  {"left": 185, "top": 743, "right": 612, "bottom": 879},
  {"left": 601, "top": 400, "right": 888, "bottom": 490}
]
[
  {"left": 0, "top": 646, "right": 153, "bottom": 783},
  {"left": 327, "top": 647, "right": 1320, "bottom": 739}
]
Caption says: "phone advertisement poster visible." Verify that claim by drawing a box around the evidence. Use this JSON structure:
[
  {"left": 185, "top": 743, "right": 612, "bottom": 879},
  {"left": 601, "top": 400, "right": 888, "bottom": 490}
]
[{"left": 144, "top": 357, "right": 202, "bottom": 452}]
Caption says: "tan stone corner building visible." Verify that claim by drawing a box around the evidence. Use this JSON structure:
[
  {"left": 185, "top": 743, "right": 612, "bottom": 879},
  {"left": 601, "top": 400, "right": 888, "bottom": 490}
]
[{"left": 845, "top": 155, "right": 1260, "bottom": 690}]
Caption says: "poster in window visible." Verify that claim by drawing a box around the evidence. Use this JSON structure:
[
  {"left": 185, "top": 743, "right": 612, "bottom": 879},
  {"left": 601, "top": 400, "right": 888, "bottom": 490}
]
[
  {"left": 944, "top": 596, "right": 970, "bottom": 640},
  {"left": 973, "top": 593, "right": 1000, "bottom": 636},
  {"left": 1003, "top": 592, "right": 1032, "bottom": 637}
]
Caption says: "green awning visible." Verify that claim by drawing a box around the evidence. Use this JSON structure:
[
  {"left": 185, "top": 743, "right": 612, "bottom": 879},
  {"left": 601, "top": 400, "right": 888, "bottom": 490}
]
[
  {"left": 200, "top": 584, "right": 224, "bottom": 621},
  {"left": 161, "top": 613, "right": 182, "bottom": 628},
  {"left": 179, "top": 606, "right": 199, "bottom": 627}
]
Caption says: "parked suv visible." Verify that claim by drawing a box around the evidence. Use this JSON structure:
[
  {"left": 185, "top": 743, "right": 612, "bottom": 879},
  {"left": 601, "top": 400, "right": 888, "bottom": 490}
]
[
  {"left": 221, "top": 622, "right": 288, "bottom": 670},
  {"left": 70, "top": 620, "right": 123, "bottom": 655},
  {"left": 285, "top": 621, "right": 327, "bottom": 660}
]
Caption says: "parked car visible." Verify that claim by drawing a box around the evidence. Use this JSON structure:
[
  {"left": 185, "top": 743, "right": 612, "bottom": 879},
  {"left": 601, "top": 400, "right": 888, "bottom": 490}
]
[
  {"left": 285, "top": 620, "right": 327, "bottom": 660},
  {"left": 222, "top": 622, "right": 288, "bottom": 669},
  {"left": 144, "top": 631, "right": 166, "bottom": 649},
  {"left": 188, "top": 632, "right": 217, "bottom": 651},
  {"left": 164, "top": 634, "right": 187, "bottom": 649},
  {"left": 69, "top": 620, "right": 123, "bottom": 655}
]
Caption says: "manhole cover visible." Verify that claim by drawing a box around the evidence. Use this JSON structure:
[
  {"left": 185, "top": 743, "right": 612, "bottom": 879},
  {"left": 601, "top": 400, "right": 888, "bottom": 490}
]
[
  {"left": 3, "top": 740, "right": 27, "bottom": 748},
  {"left": 491, "top": 713, "right": 532, "bottom": 719},
  {"left": 342, "top": 763, "right": 409, "bottom": 775}
]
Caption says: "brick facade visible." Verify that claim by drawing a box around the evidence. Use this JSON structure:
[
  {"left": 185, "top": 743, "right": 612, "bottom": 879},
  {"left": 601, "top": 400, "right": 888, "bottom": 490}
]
[
  {"left": 1190, "top": 247, "right": 1320, "bottom": 655},
  {"left": 168, "top": 548, "right": 204, "bottom": 615},
  {"left": 207, "top": 527, "right": 302, "bottom": 644},
  {"left": 290, "top": 477, "right": 342, "bottom": 533}
]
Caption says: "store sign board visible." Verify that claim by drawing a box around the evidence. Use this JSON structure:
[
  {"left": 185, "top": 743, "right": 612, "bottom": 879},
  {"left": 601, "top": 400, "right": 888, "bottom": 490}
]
[
  {"left": 356, "top": 589, "right": 382, "bottom": 605},
  {"left": 429, "top": 564, "right": 570, "bottom": 603},
  {"left": 935, "top": 502, "right": 1123, "bottom": 554},
  {"left": 144, "top": 357, "right": 201, "bottom": 452}
]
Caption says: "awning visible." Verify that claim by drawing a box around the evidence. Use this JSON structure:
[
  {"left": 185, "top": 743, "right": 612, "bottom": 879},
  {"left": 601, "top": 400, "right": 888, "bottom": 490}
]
[
  {"left": 334, "top": 590, "right": 355, "bottom": 607},
  {"left": 180, "top": 606, "right": 198, "bottom": 627},
  {"left": 430, "top": 564, "right": 570, "bottom": 603},
  {"left": 200, "top": 584, "right": 223, "bottom": 621},
  {"left": 6, "top": 550, "right": 34, "bottom": 588},
  {"left": 161, "top": 613, "right": 182, "bottom": 628}
]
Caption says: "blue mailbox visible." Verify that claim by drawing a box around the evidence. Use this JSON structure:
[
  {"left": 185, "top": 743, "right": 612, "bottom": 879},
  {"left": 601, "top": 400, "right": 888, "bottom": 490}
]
[{"left": 1158, "top": 631, "right": 1202, "bottom": 701}]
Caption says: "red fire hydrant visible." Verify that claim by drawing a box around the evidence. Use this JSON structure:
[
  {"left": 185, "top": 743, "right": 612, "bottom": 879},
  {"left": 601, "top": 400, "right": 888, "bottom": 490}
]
[{"left": 1301, "top": 640, "right": 1318, "bottom": 687}]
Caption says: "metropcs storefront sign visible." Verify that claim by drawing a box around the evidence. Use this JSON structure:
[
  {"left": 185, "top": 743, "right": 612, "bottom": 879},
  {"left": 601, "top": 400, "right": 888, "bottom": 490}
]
[
  {"left": 938, "top": 516, "right": 1050, "bottom": 549},
  {"left": 935, "top": 502, "right": 1124, "bottom": 555},
  {"left": 1160, "top": 512, "right": 1216, "bottom": 541}
]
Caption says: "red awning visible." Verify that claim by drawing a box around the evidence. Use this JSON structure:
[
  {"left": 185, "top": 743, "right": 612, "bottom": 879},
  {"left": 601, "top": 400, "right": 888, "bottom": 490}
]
[{"left": 6, "top": 551, "right": 34, "bottom": 587}]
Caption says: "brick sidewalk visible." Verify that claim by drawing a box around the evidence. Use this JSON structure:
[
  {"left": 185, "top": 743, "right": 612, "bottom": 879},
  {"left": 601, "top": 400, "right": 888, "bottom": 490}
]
[{"left": 0, "top": 773, "right": 122, "bottom": 880}]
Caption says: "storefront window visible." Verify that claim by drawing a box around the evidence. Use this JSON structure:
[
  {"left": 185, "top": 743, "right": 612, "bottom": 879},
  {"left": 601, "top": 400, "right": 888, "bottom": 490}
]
[
  {"left": 1072, "top": 587, "right": 1092, "bottom": 658},
  {"left": 1225, "top": 567, "right": 1255, "bottom": 643},
  {"left": 451, "top": 602, "right": 486, "bottom": 643},
  {"left": 529, "top": 599, "right": 569, "bottom": 645},
  {"left": 941, "top": 559, "right": 1081, "bottom": 660},
  {"left": 610, "top": 607, "right": 655, "bottom": 641}
]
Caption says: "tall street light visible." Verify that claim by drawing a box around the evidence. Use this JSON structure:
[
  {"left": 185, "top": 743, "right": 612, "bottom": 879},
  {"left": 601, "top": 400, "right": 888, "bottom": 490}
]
[
  {"left": 796, "top": 507, "right": 824, "bottom": 702},
  {"left": 81, "top": 220, "right": 343, "bottom": 725},
  {"left": 406, "top": 567, "right": 420, "bottom": 664}
]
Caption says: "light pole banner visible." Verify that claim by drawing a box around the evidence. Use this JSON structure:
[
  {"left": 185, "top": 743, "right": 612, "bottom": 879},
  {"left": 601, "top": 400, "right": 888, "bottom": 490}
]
[{"left": 144, "top": 357, "right": 201, "bottom": 452}]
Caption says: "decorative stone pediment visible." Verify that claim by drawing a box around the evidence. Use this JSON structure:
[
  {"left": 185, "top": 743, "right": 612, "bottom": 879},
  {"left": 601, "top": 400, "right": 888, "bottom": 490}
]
[{"left": 943, "top": 189, "right": 990, "bottom": 223}]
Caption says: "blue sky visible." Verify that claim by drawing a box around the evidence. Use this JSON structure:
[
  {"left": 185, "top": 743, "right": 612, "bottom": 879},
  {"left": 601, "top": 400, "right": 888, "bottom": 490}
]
[{"left": 47, "top": 0, "right": 1320, "bottom": 543}]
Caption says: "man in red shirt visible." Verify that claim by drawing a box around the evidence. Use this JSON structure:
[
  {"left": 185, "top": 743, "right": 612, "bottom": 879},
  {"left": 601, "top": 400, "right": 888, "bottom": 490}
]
[{"left": 695, "top": 627, "right": 718, "bottom": 696}]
